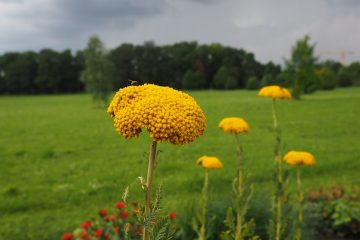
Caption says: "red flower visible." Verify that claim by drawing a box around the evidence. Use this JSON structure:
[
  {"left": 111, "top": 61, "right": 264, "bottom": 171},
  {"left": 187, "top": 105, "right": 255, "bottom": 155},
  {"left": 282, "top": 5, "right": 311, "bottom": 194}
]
[
  {"left": 168, "top": 212, "right": 177, "bottom": 219},
  {"left": 62, "top": 233, "right": 74, "bottom": 240},
  {"left": 80, "top": 231, "right": 91, "bottom": 240},
  {"left": 108, "top": 214, "right": 119, "bottom": 221},
  {"left": 93, "top": 228, "right": 104, "bottom": 238},
  {"left": 121, "top": 211, "right": 129, "bottom": 218},
  {"left": 81, "top": 221, "right": 92, "bottom": 230},
  {"left": 115, "top": 201, "right": 126, "bottom": 209},
  {"left": 136, "top": 227, "right": 142, "bottom": 235},
  {"left": 98, "top": 209, "right": 108, "bottom": 218},
  {"left": 105, "top": 234, "right": 110, "bottom": 240},
  {"left": 114, "top": 226, "right": 120, "bottom": 235}
]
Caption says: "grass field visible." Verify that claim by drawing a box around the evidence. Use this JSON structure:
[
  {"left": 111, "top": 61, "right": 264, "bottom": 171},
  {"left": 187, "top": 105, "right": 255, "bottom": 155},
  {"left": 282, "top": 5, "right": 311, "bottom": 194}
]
[{"left": 0, "top": 87, "right": 359, "bottom": 240}]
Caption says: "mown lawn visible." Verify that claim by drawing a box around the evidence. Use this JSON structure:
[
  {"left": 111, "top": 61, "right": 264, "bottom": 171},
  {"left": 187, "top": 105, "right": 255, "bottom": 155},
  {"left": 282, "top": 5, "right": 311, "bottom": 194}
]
[{"left": 0, "top": 87, "right": 359, "bottom": 240}]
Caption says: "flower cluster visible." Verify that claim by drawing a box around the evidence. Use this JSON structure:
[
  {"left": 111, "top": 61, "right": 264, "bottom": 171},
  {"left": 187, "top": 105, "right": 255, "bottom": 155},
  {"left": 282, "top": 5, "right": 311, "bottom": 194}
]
[
  {"left": 283, "top": 151, "right": 315, "bottom": 166},
  {"left": 218, "top": 117, "right": 249, "bottom": 134},
  {"left": 258, "top": 85, "right": 292, "bottom": 99},
  {"left": 196, "top": 156, "right": 223, "bottom": 169},
  {"left": 61, "top": 201, "right": 161, "bottom": 240},
  {"left": 107, "top": 84, "right": 206, "bottom": 145}
]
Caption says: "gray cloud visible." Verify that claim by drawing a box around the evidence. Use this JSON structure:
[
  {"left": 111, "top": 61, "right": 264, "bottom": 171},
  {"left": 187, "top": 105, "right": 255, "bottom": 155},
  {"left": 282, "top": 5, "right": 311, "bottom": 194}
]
[{"left": 0, "top": 0, "right": 359, "bottom": 63}]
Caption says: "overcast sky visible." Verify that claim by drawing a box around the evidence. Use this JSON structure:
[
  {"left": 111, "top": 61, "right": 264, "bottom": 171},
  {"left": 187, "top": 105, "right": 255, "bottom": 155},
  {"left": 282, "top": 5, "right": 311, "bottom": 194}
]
[{"left": 0, "top": 0, "right": 359, "bottom": 64}]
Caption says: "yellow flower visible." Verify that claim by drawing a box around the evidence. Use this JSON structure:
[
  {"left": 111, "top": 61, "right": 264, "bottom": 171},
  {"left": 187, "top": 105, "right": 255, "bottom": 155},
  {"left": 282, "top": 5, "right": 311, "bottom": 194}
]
[
  {"left": 258, "top": 85, "right": 292, "bottom": 99},
  {"left": 283, "top": 151, "right": 316, "bottom": 166},
  {"left": 197, "top": 156, "right": 223, "bottom": 169},
  {"left": 107, "top": 84, "right": 206, "bottom": 145},
  {"left": 218, "top": 117, "right": 249, "bottom": 134}
]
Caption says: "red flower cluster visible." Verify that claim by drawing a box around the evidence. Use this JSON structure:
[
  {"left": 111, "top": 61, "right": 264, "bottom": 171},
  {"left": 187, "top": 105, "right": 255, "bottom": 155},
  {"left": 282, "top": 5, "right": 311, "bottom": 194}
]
[
  {"left": 61, "top": 233, "right": 74, "bottom": 240},
  {"left": 62, "top": 201, "right": 177, "bottom": 240}
]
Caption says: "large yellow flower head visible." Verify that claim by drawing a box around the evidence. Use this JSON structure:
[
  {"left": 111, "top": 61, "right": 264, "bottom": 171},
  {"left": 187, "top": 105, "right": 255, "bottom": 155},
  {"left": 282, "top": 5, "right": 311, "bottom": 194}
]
[
  {"left": 258, "top": 85, "right": 292, "bottom": 100},
  {"left": 283, "top": 151, "right": 316, "bottom": 167},
  {"left": 218, "top": 117, "right": 249, "bottom": 134},
  {"left": 107, "top": 84, "right": 206, "bottom": 145},
  {"left": 197, "top": 156, "right": 223, "bottom": 170}
]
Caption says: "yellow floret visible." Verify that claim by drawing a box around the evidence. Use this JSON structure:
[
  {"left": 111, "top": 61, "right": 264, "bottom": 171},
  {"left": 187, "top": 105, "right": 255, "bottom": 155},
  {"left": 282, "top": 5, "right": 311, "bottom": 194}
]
[
  {"left": 197, "top": 156, "right": 223, "bottom": 170},
  {"left": 283, "top": 151, "right": 316, "bottom": 167},
  {"left": 108, "top": 84, "right": 206, "bottom": 145},
  {"left": 218, "top": 117, "right": 250, "bottom": 134},
  {"left": 258, "top": 85, "right": 292, "bottom": 100}
]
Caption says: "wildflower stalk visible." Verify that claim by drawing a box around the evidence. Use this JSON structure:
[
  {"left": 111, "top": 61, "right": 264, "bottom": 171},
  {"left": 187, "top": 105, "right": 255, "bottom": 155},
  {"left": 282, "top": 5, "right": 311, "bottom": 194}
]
[
  {"left": 295, "top": 167, "right": 303, "bottom": 240},
  {"left": 200, "top": 170, "right": 209, "bottom": 240},
  {"left": 272, "top": 99, "right": 283, "bottom": 240},
  {"left": 234, "top": 133, "right": 244, "bottom": 240},
  {"left": 143, "top": 141, "right": 157, "bottom": 240}
]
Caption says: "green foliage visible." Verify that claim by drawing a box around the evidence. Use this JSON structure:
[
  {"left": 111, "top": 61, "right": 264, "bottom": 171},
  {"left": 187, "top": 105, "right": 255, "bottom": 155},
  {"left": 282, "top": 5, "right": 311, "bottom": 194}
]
[
  {"left": 246, "top": 76, "right": 261, "bottom": 90},
  {"left": 213, "top": 66, "right": 238, "bottom": 89},
  {"left": 284, "top": 35, "right": 319, "bottom": 99},
  {"left": 337, "top": 69, "right": 352, "bottom": 87},
  {"left": 315, "top": 66, "right": 337, "bottom": 90},
  {"left": 81, "top": 36, "right": 114, "bottom": 106},
  {"left": 307, "top": 186, "right": 360, "bottom": 238},
  {"left": 182, "top": 70, "right": 206, "bottom": 89}
]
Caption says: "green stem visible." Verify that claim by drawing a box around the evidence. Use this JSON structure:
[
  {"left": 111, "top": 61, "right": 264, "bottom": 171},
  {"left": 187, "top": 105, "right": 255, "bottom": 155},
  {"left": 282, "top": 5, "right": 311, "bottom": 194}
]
[
  {"left": 234, "top": 134, "right": 244, "bottom": 240},
  {"left": 295, "top": 167, "right": 303, "bottom": 240},
  {"left": 200, "top": 170, "right": 209, "bottom": 240},
  {"left": 272, "top": 99, "right": 283, "bottom": 240},
  {"left": 143, "top": 141, "right": 157, "bottom": 240}
]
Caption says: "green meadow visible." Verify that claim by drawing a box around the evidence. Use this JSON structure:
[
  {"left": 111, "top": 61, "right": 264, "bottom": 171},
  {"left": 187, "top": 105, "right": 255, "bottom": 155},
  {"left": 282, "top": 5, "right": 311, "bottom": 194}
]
[{"left": 0, "top": 88, "right": 359, "bottom": 240}]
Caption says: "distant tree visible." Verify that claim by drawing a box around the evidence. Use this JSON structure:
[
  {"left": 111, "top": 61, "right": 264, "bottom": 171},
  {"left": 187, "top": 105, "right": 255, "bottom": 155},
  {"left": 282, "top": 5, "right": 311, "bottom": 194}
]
[
  {"left": 337, "top": 67, "right": 354, "bottom": 87},
  {"left": 110, "top": 43, "right": 136, "bottom": 89},
  {"left": 246, "top": 76, "right": 261, "bottom": 90},
  {"left": 81, "top": 36, "right": 114, "bottom": 107},
  {"left": 315, "top": 67, "right": 337, "bottom": 90},
  {"left": 35, "top": 49, "right": 62, "bottom": 93},
  {"left": 284, "top": 35, "right": 320, "bottom": 99},
  {"left": 213, "top": 65, "right": 238, "bottom": 89},
  {"left": 0, "top": 52, "right": 37, "bottom": 94},
  {"left": 346, "top": 62, "right": 360, "bottom": 86},
  {"left": 182, "top": 69, "right": 206, "bottom": 89}
]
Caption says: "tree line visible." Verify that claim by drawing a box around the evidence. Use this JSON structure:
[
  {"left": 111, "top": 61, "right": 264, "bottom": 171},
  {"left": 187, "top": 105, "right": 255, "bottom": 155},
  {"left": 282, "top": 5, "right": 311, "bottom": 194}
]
[{"left": 0, "top": 37, "right": 359, "bottom": 95}]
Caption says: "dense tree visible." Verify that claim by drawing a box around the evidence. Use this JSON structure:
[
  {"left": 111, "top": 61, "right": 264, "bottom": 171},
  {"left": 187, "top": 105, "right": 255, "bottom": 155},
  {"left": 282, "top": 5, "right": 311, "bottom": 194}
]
[
  {"left": 182, "top": 69, "right": 206, "bottom": 89},
  {"left": 246, "top": 76, "right": 261, "bottom": 90},
  {"left": 81, "top": 36, "right": 114, "bottom": 106},
  {"left": 284, "top": 35, "right": 319, "bottom": 99},
  {"left": 111, "top": 43, "right": 136, "bottom": 89},
  {"left": 213, "top": 65, "right": 238, "bottom": 89},
  {"left": 35, "top": 49, "right": 63, "bottom": 93},
  {"left": 1, "top": 52, "right": 37, "bottom": 94},
  {"left": 315, "top": 67, "right": 337, "bottom": 90},
  {"left": 2, "top": 39, "right": 359, "bottom": 95}
]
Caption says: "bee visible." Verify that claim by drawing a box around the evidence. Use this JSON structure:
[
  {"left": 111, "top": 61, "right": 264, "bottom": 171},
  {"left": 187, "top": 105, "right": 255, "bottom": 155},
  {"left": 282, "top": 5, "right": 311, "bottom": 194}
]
[{"left": 129, "top": 79, "right": 138, "bottom": 85}]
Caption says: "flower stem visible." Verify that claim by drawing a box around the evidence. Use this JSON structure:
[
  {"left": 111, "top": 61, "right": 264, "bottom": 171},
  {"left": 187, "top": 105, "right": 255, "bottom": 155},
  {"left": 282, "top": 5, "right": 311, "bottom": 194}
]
[
  {"left": 143, "top": 141, "right": 157, "bottom": 240},
  {"left": 272, "top": 99, "right": 283, "bottom": 240},
  {"left": 200, "top": 170, "right": 209, "bottom": 240},
  {"left": 234, "top": 134, "right": 244, "bottom": 240},
  {"left": 295, "top": 167, "right": 303, "bottom": 240}
]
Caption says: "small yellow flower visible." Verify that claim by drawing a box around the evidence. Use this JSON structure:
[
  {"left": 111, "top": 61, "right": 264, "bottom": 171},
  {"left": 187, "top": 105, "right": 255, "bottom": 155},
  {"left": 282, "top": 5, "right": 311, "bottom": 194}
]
[
  {"left": 218, "top": 117, "right": 249, "bottom": 134},
  {"left": 197, "top": 156, "right": 223, "bottom": 170},
  {"left": 107, "top": 84, "right": 206, "bottom": 145},
  {"left": 258, "top": 85, "right": 292, "bottom": 99},
  {"left": 283, "top": 151, "right": 315, "bottom": 166}
]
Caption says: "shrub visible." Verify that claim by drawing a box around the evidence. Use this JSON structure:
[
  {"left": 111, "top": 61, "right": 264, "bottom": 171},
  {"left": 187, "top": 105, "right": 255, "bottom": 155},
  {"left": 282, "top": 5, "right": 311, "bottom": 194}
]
[{"left": 307, "top": 186, "right": 360, "bottom": 239}]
